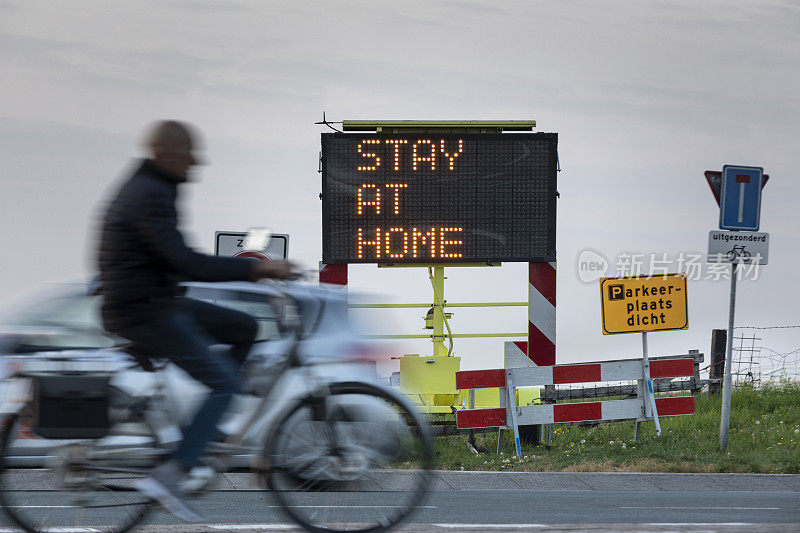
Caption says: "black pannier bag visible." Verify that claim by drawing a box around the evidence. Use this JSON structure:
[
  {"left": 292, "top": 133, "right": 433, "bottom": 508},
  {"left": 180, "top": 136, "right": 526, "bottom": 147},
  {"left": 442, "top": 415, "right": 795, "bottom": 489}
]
[{"left": 32, "top": 373, "right": 111, "bottom": 439}]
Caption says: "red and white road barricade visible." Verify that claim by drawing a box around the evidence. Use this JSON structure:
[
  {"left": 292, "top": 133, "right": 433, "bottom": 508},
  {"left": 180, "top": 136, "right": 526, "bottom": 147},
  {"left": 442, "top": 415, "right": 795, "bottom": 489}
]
[
  {"left": 504, "top": 341, "right": 530, "bottom": 368},
  {"left": 456, "top": 357, "right": 696, "bottom": 455}
]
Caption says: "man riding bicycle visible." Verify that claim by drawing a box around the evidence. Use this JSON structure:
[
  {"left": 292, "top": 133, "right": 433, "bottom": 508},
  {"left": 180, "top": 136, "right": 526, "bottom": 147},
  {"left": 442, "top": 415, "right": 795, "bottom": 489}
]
[{"left": 96, "top": 120, "right": 295, "bottom": 521}]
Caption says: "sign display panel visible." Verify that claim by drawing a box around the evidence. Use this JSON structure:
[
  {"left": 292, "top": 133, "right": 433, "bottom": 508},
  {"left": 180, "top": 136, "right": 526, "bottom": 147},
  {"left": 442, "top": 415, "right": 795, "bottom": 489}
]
[
  {"left": 321, "top": 133, "right": 558, "bottom": 264},
  {"left": 600, "top": 274, "right": 688, "bottom": 335},
  {"left": 214, "top": 231, "right": 289, "bottom": 260}
]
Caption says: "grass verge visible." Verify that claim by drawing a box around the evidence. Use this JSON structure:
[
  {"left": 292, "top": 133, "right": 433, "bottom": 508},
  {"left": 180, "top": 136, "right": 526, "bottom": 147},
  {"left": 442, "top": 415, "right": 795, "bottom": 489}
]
[{"left": 435, "top": 382, "right": 800, "bottom": 473}]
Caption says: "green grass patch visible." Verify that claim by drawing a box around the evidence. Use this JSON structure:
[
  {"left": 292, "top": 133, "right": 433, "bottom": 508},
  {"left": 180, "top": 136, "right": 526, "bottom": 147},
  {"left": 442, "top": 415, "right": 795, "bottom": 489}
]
[{"left": 435, "top": 382, "right": 800, "bottom": 473}]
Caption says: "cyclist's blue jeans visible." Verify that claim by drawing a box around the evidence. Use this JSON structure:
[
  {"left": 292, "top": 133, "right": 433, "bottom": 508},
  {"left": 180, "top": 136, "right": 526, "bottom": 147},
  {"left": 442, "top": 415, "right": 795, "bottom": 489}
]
[{"left": 116, "top": 298, "right": 257, "bottom": 469}]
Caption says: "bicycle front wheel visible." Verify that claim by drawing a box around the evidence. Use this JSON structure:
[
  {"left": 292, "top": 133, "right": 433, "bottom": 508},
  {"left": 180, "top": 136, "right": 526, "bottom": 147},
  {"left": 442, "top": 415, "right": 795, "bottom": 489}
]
[
  {"left": 0, "top": 405, "right": 158, "bottom": 533},
  {"left": 264, "top": 381, "right": 434, "bottom": 533}
]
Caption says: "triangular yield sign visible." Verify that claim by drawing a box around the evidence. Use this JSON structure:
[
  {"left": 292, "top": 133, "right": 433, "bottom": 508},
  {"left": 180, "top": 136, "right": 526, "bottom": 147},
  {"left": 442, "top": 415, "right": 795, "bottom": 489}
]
[{"left": 705, "top": 170, "right": 769, "bottom": 207}]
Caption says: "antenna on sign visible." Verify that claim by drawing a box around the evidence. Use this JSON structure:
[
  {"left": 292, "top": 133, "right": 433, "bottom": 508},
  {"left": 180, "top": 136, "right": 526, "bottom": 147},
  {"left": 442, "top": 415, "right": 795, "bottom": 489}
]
[{"left": 315, "top": 111, "right": 342, "bottom": 132}]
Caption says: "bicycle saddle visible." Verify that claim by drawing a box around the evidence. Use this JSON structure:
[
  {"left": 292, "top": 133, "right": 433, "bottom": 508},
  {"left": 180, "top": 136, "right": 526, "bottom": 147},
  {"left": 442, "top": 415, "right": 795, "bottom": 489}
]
[{"left": 119, "top": 342, "right": 165, "bottom": 373}]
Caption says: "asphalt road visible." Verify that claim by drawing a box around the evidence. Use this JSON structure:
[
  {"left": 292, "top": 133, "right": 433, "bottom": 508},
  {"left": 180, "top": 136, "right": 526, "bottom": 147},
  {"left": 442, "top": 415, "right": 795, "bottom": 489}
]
[{"left": 0, "top": 471, "right": 797, "bottom": 532}]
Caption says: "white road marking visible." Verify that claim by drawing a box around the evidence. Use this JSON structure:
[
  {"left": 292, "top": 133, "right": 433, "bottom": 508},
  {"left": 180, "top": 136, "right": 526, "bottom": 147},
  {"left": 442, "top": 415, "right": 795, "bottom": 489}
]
[
  {"left": 0, "top": 524, "right": 770, "bottom": 532},
  {"left": 9, "top": 505, "right": 90, "bottom": 508},
  {"left": 0, "top": 527, "right": 100, "bottom": 533},
  {"left": 209, "top": 527, "right": 297, "bottom": 531},
  {"left": 43, "top": 529, "right": 100, "bottom": 533},
  {"left": 621, "top": 506, "right": 780, "bottom": 510},
  {"left": 6, "top": 504, "right": 436, "bottom": 509},
  {"left": 277, "top": 505, "right": 437, "bottom": 509},
  {"left": 434, "top": 525, "right": 548, "bottom": 529},
  {"left": 209, "top": 525, "right": 549, "bottom": 532},
  {"left": 0, "top": 528, "right": 99, "bottom": 532},
  {"left": 645, "top": 522, "right": 755, "bottom": 526}
]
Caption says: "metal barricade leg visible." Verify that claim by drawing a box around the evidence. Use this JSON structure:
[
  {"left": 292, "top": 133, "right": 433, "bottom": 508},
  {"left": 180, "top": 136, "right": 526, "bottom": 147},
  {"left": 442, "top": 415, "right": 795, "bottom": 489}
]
[{"left": 506, "top": 370, "right": 522, "bottom": 456}]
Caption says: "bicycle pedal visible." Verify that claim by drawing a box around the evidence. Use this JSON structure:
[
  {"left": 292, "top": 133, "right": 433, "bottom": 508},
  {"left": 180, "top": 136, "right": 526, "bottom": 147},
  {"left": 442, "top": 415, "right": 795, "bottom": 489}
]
[
  {"left": 63, "top": 473, "right": 90, "bottom": 488},
  {"left": 202, "top": 456, "right": 225, "bottom": 472},
  {"left": 338, "top": 455, "right": 369, "bottom": 477},
  {"left": 179, "top": 466, "right": 216, "bottom": 493},
  {"left": 206, "top": 441, "right": 238, "bottom": 453}
]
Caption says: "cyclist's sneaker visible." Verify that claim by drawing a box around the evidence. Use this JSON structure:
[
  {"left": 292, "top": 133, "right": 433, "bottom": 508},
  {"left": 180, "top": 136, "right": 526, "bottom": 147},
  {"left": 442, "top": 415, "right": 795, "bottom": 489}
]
[
  {"left": 180, "top": 465, "right": 217, "bottom": 493},
  {"left": 134, "top": 459, "right": 202, "bottom": 522}
]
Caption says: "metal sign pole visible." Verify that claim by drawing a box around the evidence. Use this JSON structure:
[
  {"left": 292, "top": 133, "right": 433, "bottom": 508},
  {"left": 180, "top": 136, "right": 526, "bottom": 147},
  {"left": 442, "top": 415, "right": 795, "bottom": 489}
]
[
  {"left": 641, "top": 331, "right": 661, "bottom": 436},
  {"left": 430, "top": 266, "right": 448, "bottom": 357},
  {"left": 719, "top": 262, "right": 738, "bottom": 450}
]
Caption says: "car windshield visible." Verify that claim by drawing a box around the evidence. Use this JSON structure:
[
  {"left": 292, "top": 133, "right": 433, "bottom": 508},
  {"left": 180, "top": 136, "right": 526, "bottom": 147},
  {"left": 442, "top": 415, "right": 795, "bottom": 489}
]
[
  {"left": 1, "top": 285, "right": 280, "bottom": 352},
  {"left": 9, "top": 294, "right": 97, "bottom": 329},
  {"left": 3, "top": 292, "right": 117, "bottom": 351},
  {"left": 183, "top": 286, "right": 280, "bottom": 342}
]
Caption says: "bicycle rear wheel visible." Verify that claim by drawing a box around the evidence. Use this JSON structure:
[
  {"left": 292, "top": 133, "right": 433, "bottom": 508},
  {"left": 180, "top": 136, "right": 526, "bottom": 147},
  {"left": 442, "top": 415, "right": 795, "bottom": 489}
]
[
  {"left": 264, "top": 382, "right": 434, "bottom": 533},
  {"left": 0, "top": 405, "right": 158, "bottom": 533}
]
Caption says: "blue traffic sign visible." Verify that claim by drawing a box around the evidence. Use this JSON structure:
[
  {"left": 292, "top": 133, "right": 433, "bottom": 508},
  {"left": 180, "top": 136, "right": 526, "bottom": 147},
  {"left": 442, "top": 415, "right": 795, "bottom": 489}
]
[{"left": 719, "top": 165, "right": 764, "bottom": 231}]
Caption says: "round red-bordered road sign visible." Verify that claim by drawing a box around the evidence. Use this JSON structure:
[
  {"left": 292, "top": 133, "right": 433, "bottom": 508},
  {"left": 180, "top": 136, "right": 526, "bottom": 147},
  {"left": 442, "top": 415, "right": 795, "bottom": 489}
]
[{"left": 234, "top": 250, "right": 270, "bottom": 260}]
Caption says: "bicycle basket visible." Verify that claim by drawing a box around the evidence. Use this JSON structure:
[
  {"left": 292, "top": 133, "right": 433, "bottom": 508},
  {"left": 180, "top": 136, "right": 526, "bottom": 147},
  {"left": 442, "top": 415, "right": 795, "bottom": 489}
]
[{"left": 31, "top": 372, "right": 111, "bottom": 439}]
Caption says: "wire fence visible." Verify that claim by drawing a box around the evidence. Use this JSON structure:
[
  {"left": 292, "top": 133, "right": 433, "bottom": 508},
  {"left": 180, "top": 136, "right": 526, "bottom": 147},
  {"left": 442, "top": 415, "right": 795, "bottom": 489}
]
[
  {"left": 533, "top": 324, "right": 800, "bottom": 403},
  {"left": 731, "top": 335, "right": 800, "bottom": 384},
  {"left": 731, "top": 329, "right": 800, "bottom": 384}
]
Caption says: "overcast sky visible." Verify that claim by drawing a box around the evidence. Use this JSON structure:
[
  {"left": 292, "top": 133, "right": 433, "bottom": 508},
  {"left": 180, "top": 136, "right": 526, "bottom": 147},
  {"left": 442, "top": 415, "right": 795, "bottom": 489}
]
[{"left": 1, "top": 0, "right": 798, "bottom": 372}]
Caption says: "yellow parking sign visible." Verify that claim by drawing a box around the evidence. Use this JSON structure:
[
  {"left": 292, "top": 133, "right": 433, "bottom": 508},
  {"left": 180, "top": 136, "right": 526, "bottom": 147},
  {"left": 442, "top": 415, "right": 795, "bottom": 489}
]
[{"left": 600, "top": 274, "right": 688, "bottom": 335}]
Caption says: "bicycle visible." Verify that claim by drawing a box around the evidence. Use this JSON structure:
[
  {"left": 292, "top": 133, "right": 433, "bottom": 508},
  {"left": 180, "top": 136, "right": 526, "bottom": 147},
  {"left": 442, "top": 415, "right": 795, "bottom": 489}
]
[
  {"left": 0, "top": 282, "right": 434, "bottom": 533},
  {"left": 726, "top": 245, "right": 751, "bottom": 262}
]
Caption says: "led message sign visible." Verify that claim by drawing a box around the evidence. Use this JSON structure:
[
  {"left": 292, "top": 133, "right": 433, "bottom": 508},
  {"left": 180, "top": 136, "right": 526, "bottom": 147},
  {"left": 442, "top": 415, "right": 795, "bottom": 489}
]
[{"left": 321, "top": 132, "right": 558, "bottom": 264}]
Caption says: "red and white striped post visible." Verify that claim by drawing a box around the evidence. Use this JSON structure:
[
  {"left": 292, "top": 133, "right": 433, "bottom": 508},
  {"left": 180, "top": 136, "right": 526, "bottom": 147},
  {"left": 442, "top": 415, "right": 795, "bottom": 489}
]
[
  {"left": 527, "top": 260, "right": 556, "bottom": 447},
  {"left": 319, "top": 263, "right": 348, "bottom": 287},
  {"left": 528, "top": 261, "right": 556, "bottom": 366}
]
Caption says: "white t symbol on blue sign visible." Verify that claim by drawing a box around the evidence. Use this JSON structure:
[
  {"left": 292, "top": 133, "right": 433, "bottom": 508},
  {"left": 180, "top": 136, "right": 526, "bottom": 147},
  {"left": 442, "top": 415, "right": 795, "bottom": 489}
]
[{"left": 719, "top": 165, "right": 764, "bottom": 231}]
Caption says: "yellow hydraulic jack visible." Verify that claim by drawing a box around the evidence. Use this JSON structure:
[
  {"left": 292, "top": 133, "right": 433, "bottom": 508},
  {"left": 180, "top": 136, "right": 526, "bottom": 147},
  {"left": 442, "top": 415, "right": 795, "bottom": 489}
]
[{"left": 397, "top": 265, "right": 460, "bottom": 413}]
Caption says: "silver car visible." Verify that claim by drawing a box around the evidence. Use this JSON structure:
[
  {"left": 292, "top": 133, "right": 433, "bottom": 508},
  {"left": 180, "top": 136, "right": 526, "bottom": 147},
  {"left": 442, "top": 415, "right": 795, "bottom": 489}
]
[{"left": 0, "top": 281, "right": 366, "bottom": 467}]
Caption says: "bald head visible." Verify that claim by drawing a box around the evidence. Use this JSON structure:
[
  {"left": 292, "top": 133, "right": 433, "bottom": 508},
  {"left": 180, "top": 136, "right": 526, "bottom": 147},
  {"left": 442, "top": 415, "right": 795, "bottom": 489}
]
[{"left": 143, "top": 120, "right": 203, "bottom": 181}]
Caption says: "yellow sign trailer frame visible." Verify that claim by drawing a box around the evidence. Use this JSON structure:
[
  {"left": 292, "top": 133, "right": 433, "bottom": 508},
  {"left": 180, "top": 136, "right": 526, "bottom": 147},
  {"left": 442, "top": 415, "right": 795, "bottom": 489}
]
[
  {"left": 352, "top": 273, "right": 532, "bottom": 414},
  {"left": 341, "top": 120, "right": 537, "bottom": 413}
]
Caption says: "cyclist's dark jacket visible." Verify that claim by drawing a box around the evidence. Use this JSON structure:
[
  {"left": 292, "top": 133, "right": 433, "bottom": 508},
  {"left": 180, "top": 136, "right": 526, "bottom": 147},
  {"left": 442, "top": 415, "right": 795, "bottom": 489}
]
[{"left": 97, "top": 160, "right": 255, "bottom": 331}]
